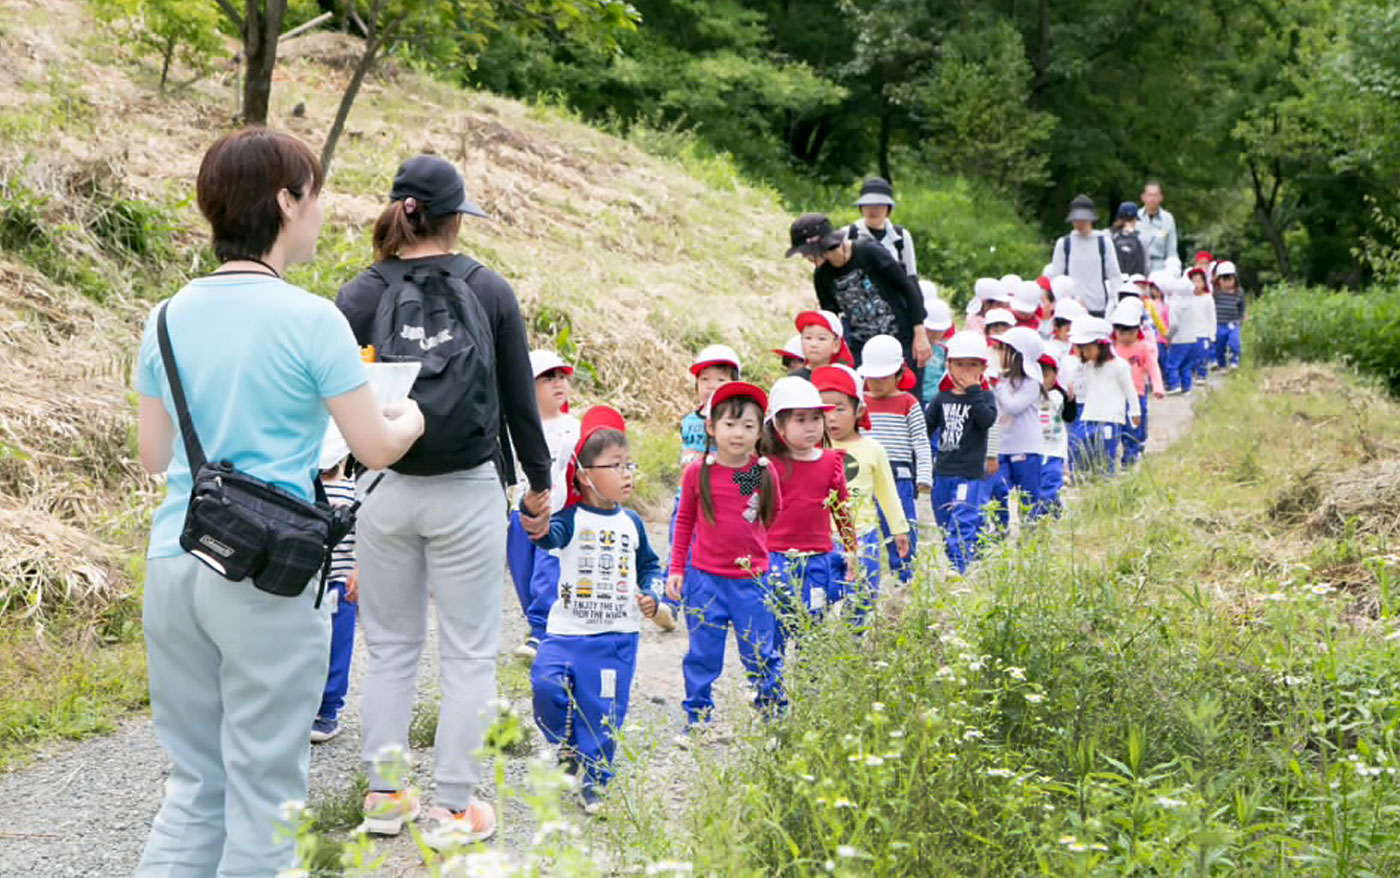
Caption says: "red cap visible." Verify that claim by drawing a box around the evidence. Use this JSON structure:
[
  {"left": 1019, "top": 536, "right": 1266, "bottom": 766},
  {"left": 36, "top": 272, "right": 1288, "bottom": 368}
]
[
  {"left": 1036, "top": 275, "right": 1052, "bottom": 292},
  {"left": 565, "top": 405, "right": 628, "bottom": 508},
  {"left": 1195, "top": 250, "right": 1215, "bottom": 263},
  {"left": 704, "top": 381, "right": 769, "bottom": 419},
  {"left": 812, "top": 366, "right": 871, "bottom": 430},
  {"left": 1186, "top": 265, "right": 1206, "bottom": 277}
]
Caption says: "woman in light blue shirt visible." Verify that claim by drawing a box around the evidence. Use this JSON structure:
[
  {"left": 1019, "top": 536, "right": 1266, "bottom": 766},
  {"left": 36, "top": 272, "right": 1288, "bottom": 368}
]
[{"left": 134, "top": 128, "right": 423, "bottom": 877}]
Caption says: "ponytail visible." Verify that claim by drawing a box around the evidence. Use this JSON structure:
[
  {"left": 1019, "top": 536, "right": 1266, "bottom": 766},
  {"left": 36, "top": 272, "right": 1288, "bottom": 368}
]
[
  {"left": 757, "top": 463, "right": 778, "bottom": 528},
  {"left": 372, "top": 199, "right": 457, "bottom": 262},
  {"left": 698, "top": 438, "right": 717, "bottom": 526}
]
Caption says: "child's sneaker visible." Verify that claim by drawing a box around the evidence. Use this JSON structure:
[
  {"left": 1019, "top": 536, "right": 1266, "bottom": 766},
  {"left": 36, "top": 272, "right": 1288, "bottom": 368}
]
[
  {"left": 652, "top": 602, "right": 677, "bottom": 632},
  {"left": 514, "top": 635, "right": 541, "bottom": 661},
  {"left": 421, "top": 801, "right": 497, "bottom": 850},
  {"left": 361, "top": 790, "right": 421, "bottom": 836},
  {"left": 580, "top": 783, "right": 604, "bottom": 816},
  {"left": 309, "top": 716, "right": 340, "bottom": 743}
]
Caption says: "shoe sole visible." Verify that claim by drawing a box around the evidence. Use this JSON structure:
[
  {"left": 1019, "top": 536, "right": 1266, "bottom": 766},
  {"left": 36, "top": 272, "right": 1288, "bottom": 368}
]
[
  {"left": 423, "top": 822, "right": 497, "bottom": 850},
  {"left": 310, "top": 727, "right": 340, "bottom": 744},
  {"left": 361, "top": 801, "right": 422, "bottom": 836}
]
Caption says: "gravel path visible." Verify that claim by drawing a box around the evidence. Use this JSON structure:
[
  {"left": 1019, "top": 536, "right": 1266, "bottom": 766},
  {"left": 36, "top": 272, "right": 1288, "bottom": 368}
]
[{"left": 0, "top": 383, "right": 1214, "bottom": 876}]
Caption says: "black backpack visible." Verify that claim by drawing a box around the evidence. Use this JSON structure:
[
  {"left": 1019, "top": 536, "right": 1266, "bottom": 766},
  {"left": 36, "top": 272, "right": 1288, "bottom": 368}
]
[
  {"left": 369, "top": 255, "right": 500, "bottom": 473},
  {"left": 1112, "top": 229, "right": 1147, "bottom": 276}
]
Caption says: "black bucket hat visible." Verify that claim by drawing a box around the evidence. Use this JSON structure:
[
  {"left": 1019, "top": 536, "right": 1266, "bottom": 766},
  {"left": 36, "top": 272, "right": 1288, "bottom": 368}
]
[
  {"left": 1066, "top": 194, "right": 1097, "bottom": 224},
  {"left": 854, "top": 177, "right": 895, "bottom": 209},
  {"left": 389, "top": 155, "right": 488, "bottom": 219},
  {"left": 786, "top": 213, "right": 847, "bottom": 258}
]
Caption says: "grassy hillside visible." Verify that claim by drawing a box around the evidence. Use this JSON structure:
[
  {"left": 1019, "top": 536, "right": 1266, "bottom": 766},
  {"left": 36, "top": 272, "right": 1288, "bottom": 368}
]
[{"left": 0, "top": 0, "right": 820, "bottom": 762}]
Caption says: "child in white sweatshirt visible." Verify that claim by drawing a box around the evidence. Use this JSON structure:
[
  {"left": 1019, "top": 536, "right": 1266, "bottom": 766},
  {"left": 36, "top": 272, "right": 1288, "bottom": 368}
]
[
  {"left": 1069, "top": 317, "right": 1140, "bottom": 475},
  {"left": 990, "top": 327, "right": 1046, "bottom": 529},
  {"left": 1189, "top": 266, "right": 1216, "bottom": 382}
]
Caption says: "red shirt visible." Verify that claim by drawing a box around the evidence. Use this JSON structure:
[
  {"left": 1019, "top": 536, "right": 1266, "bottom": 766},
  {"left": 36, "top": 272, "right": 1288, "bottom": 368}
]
[
  {"left": 671, "top": 456, "right": 783, "bottom": 578},
  {"left": 765, "top": 450, "right": 855, "bottom": 554}
]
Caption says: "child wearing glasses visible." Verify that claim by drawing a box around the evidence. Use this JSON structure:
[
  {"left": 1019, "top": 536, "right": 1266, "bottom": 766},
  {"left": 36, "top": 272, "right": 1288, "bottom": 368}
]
[{"left": 530, "top": 405, "right": 664, "bottom": 815}]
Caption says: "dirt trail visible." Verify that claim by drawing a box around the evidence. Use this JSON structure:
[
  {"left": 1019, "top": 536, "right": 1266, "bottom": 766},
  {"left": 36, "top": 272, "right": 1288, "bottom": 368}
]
[{"left": 0, "top": 384, "right": 1214, "bottom": 877}]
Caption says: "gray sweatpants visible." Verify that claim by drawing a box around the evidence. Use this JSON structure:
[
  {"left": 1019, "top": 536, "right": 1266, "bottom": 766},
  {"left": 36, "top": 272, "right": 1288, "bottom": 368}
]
[
  {"left": 356, "top": 464, "right": 506, "bottom": 810},
  {"left": 138, "top": 554, "right": 330, "bottom": 878}
]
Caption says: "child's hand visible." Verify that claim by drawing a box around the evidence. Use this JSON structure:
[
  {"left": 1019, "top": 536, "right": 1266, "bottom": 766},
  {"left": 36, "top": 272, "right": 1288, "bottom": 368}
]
[
  {"left": 985, "top": 457, "right": 1000, "bottom": 476},
  {"left": 1131, "top": 416, "right": 1142, "bottom": 428},
  {"left": 895, "top": 533, "right": 911, "bottom": 558},
  {"left": 1153, "top": 389, "right": 1166, "bottom": 400},
  {"left": 637, "top": 594, "right": 658, "bottom": 618},
  {"left": 665, "top": 573, "right": 685, "bottom": 602},
  {"left": 345, "top": 567, "right": 359, "bottom": 603}
]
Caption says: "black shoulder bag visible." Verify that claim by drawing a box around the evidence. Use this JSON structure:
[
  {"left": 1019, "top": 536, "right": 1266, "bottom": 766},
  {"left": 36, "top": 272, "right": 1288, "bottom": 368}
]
[{"left": 157, "top": 301, "right": 377, "bottom": 607}]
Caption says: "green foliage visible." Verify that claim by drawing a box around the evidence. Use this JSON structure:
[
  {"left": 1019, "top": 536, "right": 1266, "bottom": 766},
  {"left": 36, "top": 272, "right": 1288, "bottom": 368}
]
[
  {"left": 1248, "top": 285, "right": 1400, "bottom": 395},
  {"left": 94, "top": 0, "right": 223, "bottom": 89}
]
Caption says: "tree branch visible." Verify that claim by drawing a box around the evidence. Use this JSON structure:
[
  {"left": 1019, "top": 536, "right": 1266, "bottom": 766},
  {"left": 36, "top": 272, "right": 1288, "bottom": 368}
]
[{"left": 214, "top": 0, "right": 244, "bottom": 33}]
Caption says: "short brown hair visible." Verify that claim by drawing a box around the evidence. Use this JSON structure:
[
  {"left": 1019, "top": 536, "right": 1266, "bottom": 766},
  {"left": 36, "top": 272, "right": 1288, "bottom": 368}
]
[
  {"left": 372, "top": 200, "right": 456, "bottom": 262},
  {"left": 196, "top": 128, "right": 323, "bottom": 262}
]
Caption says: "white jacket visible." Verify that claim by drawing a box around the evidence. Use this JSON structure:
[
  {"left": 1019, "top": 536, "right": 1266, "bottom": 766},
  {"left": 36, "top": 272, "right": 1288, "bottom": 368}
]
[
  {"left": 1192, "top": 294, "right": 1216, "bottom": 341},
  {"left": 1166, "top": 290, "right": 1196, "bottom": 343},
  {"left": 1074, "top": 358, "right": 1140, "bottom": 425}
]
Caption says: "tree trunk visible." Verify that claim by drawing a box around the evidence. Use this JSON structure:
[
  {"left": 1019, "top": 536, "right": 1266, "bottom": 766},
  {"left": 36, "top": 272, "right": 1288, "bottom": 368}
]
[
  {"left": 878, "top": 106, "right": 892, "bottom": 182},
  {"left": 322, "top": 35, "right": 383, "bottom": 173},
  {"left": 160, "top": 35, "right": 175, "bottom": 91},
  {"left": 1248, "top": 158, "right": 1294, "bottom": 280},
  {"left": 241, "top": 0, "right": 288, "bottom": 125}
]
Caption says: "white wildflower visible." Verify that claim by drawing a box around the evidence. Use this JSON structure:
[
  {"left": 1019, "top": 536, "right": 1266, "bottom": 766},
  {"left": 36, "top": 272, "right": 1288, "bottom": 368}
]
[
  {"left": 645, "top": 861, "right": 695, "bottom": 876},
  {"left": 277, "top": 800, "right": 307, "bottom": 823},
  {"left": 864, "top": 755, "right": 884, "bottom": 767},
  {"left": 963, "top": 729, "right": 983, "bottom": 741},
  {"left": 837, "top": 845, "right": 858, "bottom": 858},
  {"left": 276, "top": 870, "right": 310, "bottom": 878},
  {"left": 1283, "top": 675, "right": 1308, "bottom": 686},
  {"left": 890, "top": 729, "right": 906, "bottom": 738},
  {"left": 1309, "top": 582, "right": 1336, "bottom": 596},
  {"left": 1059, "top": 835, "right": 1078, "bottom": 846},
  {"left": 1155, "top": 796, "right": 1186, "bottom": 809},
  {"left": 1006, "top": 666, "right": 1027, "bottom": 681},
  {"left": 1263, "top": 592, "right": 1288, "bottom": 602},
  {"left": 1025, "top": 693, "right": 1046, "bottom": 704},
  {"left": 874, "top": 660, "right": 890, "bottom": 669},
  {"left": 833, "top": 797, "right": 856, "bottom": 809},
  {"left": 986, "top": 768, "right": 1014, "bottom": 778},
  {"left": 871, "top": 701, "right": 886, "bottom": 712}
]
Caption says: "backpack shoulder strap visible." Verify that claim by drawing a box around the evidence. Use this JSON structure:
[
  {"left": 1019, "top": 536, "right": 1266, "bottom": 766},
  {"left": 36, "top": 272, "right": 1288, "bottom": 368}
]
[
  {"left": 156, "top": 301, "right": 208, "bottom": 471},
  {"left": 847, "top": 223, "right": 860, "bottom": 241},
  {"left": 1061, "top": 234, "right": 1071, "bottom": 263},
  {"left": 1098, "top": 234, "right": 1109, "bottom": 278},
  {"left": 892, "top": 224, "right": 906, "bottom": 257},
  {"left": 369, "top": 258, "right": 414, "bottom": 291}
]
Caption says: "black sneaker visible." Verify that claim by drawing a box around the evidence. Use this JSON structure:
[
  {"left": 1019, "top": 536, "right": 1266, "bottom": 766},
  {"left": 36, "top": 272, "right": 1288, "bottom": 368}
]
[
  {"left": 580, "top": 783, "right": 604, "bottom": 816},
  {"left": 310, "top": 716, "right": 340, "bottom": 743}
]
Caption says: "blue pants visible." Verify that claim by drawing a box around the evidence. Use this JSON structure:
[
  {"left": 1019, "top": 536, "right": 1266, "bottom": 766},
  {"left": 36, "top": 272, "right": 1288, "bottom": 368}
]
[
  {"left": 877, "top": 476, "right": 918, "bottom": 583},
  {"left": 681, "top": 569, "right": 784, "bottom": 724},
  {"left": 990, "top": 453, "right": 1043, "bottom": 530},
  {"left": 767, "top": 550, "right": 841, "bottom": 654},
  {"left": 1194, "top": 338, "right": 1212, "bottom": 379},
  {"left": 1165, "top": 342, "right": 1195, "bottom": 392},
  {"left": 1038, "top": 456, "right": 1066, "bottom": 517},
  {"left": 1067, "top": 420, "right": 1089, "bottom": 474},
  {"left": 1121, "top": 395, "right": 1149, "bottom": 466},
  {"left": 1156, "top": 342, "right": 1168, "bottom": 375},
  {"left": 933, "top": 476, "right": 983, "bottom": 574},
  {"left": 507, "top": 511, "right": 559, "bottom": 639},
  {"left": 843, "top": 530, "right": 884, "bottom": 628},
  {"left": 661, "top": 496, "right": 689, "bottom": 615},
  {"left": 318, "top": 580, "right": 357, "bottom": 721},
  {"left": 1077, "top": 421, "right": 1121, "bottom": 475},
  {"left": 531, "top": 632, "right": 637, "bottom": 788},
  {"left": 1215, "top": 322, "right": 1242, "bottom": 367}
]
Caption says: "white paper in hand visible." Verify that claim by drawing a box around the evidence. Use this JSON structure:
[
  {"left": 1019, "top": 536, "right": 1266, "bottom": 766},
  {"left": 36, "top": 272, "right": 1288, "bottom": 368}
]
[{"left": 319, "top": 362, "right": 422, "bottom": 470}]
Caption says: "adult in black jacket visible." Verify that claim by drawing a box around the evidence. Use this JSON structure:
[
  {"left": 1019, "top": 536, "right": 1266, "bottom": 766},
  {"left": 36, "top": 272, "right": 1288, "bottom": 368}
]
[
  {"left": 787, "top": 212, "right": 931, "bottom": 374},
  {"left": 333, "top": 155, "right": 549, "bottom": 846}
]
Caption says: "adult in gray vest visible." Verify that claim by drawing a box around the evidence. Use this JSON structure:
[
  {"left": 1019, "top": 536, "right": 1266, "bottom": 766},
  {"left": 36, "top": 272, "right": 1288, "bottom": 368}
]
[
  {"left": 847, "top": 177, "right": 918, "bottom": 286},
  {"left": 1138, "top": 180, "right": 1180, "bottom": 273},
  {"left": 1047, "top": 194, "right": 1121, "bottom": 317}
]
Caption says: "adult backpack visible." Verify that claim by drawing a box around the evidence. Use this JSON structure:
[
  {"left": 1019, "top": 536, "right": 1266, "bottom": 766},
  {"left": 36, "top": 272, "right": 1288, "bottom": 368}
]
[
  {"left": 1113, "top": 229, "right": 1147, "bottom": 276},
  {"left": 368, "top": 255, "right": 500, "bottom": 475},
  {"left": 1060, "top": 233, "right": 1111, "bottom": 299},
  {"left": 849, "top": 222, "right": 906, "bottom": 262}
]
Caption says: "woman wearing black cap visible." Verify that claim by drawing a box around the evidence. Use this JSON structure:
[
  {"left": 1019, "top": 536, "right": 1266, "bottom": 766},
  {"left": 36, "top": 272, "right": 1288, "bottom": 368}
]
[
  {"left": 334, "top": 155, "right": 552, "bottom": 847},
  {"left": 847, "top": 177, "right": 918, "bottom": 286}
]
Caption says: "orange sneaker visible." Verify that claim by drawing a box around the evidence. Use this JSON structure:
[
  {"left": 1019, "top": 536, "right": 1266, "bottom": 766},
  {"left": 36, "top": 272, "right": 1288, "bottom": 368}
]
[
  {"left": 360, "top": 790, "right": 421, "bottom": 836},
  {"left": 421, "top": 800, "right": 497, "bottom": 850}
]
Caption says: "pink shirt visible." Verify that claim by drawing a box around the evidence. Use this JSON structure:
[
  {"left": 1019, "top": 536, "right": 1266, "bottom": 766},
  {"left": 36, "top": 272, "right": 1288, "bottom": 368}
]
[
  {"left": 765, "top": 451, "right": 853, "bottom": 555},
  {"left": 671, "top": 455, "right": 783, "bottom": 578},
  {"left": 1113, "top": 338, "right": 1164, "bottom": 397}
]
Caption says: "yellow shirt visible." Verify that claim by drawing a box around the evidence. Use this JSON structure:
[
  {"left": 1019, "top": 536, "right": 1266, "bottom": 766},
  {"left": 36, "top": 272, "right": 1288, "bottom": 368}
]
[{"left": 833, "top": 435, "right": 908, "bottom": 537}]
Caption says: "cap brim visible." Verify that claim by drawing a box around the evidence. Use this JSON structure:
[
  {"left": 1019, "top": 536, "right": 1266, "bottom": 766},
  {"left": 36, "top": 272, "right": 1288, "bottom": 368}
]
[
  {"left": 1066, "top": 209, "right": 1098, "bottom": 223},
  {"left": 856, "top": 361, "right": 902, "bottom": 379},
  {"left": 1023, "top": 360, "right": 1044, "bottom": 385},
  {"left": 453, "top": 195, "right": 490, "bottom": 219},
  {"left": 786, "top": 241, "right": 823, "bottom": 258},
  {"left": 854, "top": 194, "right": 895, "bottom": 207}
]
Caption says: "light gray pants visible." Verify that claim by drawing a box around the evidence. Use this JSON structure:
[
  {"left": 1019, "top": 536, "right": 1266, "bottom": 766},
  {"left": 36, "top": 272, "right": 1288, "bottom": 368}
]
[
  {"left": 357, "top": 465, "right": 506, "bottom": 810},
  {"left": 137, "top": 554, "right": 330, "bottom": 878}
]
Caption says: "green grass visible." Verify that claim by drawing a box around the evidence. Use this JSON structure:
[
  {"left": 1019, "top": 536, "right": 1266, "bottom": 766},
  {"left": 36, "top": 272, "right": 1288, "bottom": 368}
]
[
  {"left": 599, "top": 364, "right": 1400, "bottom": 876},
  {"left": 0, "top": 627, "right": 148, "bottom": 769},
  {"left": 1249, "top": 284, "right": 1400, "bottom": 396}
]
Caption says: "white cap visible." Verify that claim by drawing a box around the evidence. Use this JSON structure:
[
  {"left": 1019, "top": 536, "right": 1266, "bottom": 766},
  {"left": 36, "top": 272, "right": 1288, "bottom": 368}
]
[
  {"left": 691, "top": 343, "right": 742, "bottom": 376},
  {"left": 972, "top": 277, "right": 1003, "bottom": 302},
  {"left": 965, "top": 297, "right": 981, "bottom": 317},
  {"left": 319, "top": 441, "right": 349, "bottom": 472},
  {"left": 529, "top": 349, "right": 574, "bottom": 378},
  {"left": 774, "top": 334, "right": 803, "bottom": 359},
  {"left": 919, "top": 279, "right": 940, "bottom": 305},
  {"left": 999, "top": 326, "right": 1044, "bottom": 384},
  {"left": 1174, "top": 275, "right": 1197, "bottom": 296},
  {"left": 1069, "top": 316, "right": 1113, "bottom": 346},
  {"left": 998, "top": 274, "right": 1023, "bottom": 289},
  {"left": 1214, "top": 260, "right": 1237, "bottom": 277},
  {"left": 1116, "top": 278, "right": 1142, "bottom": 297},
  {"left": 1041, "top": 263, "right": 1055, "bottom": 278},
  {"left": 1011, "top": 280, "right": 1043, "bottom": 313},
  {"left": 945, "top": 330, "right": 991, "bottom": 363},
  {"left": 1110, "top": 299, "right": 1143, "bottom": 327},
  {"left": 1128, "top": 273, "right": 1147, "bottom": 285},
  {"left": 856, "top": 335, "right": 905, "bottom": 379},
  {"left": 923, "top": 298, "right": 954, "bottom": 331},
  {"left": 984, "top": 308, "right": 1016, "bottom": 327},
  {"left": 1147, "top": 269, "right": 1175, "bottom": 290},
  {"left": 767, "top": 375, "right": 832, "bottom": 420},
  {"left": 796, "top": 309, "right": 844, "bottom": 340},
  {"left": 1053, "top": 298, "right": 1086, "bottom": 321},
  {"left": 1049, "top": 275, "right": 1075, "bottom": 300}
]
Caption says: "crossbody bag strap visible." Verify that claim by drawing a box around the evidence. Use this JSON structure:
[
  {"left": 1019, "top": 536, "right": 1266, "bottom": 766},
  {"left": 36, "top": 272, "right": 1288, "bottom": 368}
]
[{"left": 156, "top": 302, "right": 209, "bottom": 472}]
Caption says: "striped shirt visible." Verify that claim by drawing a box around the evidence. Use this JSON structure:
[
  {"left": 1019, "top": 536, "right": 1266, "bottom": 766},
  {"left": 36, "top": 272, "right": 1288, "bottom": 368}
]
[
  {"left": 864, "top": 391, "right": 932, "bottom": 487},
  {"left": 323, "top": 477, "right": 356, "bottom": 582}
]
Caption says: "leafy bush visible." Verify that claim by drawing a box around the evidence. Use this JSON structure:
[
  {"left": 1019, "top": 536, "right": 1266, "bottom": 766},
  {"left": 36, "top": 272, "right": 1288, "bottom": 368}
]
[{"left": 1248, "top": 284, "right": 1400, "bottom": 395}]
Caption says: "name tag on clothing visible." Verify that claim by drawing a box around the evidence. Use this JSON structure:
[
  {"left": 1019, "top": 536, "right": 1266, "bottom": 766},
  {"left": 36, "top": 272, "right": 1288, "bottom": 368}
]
[
  {"left": 956, "top": 483, "right": 969, "bottom": 502},
  {"left": 1103, "top": 426, "right": 1115, "bottom": 440},
  {"left": 809, "top": 588, "right": 827, "bottom": 611},
  {"left": 600, "top": 668, "right": 617, "bottom": 700},
  {"left": 1011, "top": 454, "right": 1026, "bottom": 463}
]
